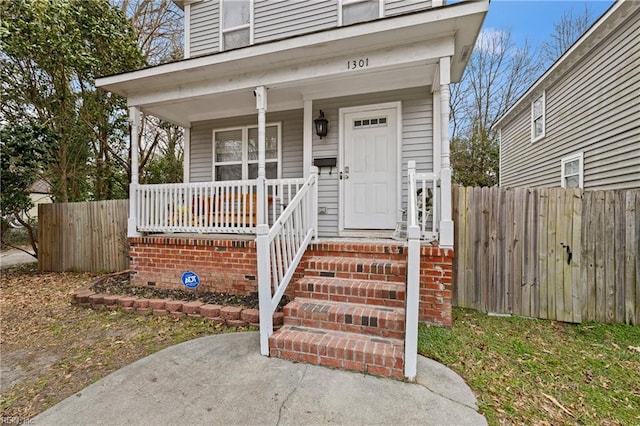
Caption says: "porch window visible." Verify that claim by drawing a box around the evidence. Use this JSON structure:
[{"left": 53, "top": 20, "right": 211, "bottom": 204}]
[
  {"left": 340, "top": 0, "right": 382, "bottom": 26},
  {"left": 531, "top": 92, "right": 545, "bottom": 142},
  {"left": 213, "top": 124, "right": 280, "bottom": 181},
  {"left": 220, "top": 0, "right": 252, "bottom": 51},
  {"left": 561, "top": 152, "right": 583, "bottom": 188}
]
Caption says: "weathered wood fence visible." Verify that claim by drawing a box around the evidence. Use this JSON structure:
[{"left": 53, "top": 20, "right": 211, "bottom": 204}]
[
  {"left": 38, "top": 200, "right": 129, "bottom": 273},
  {"left": 453, "top": 187, "right": 639, "bottom": 325}
]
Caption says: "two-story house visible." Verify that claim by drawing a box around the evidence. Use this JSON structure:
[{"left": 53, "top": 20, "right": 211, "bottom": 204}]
[
  {"left": 496, "top": 0, "right": 639, "bottom": 190},
  {"left": 96, "top": 0, "right": 488, "bottom": 380}
]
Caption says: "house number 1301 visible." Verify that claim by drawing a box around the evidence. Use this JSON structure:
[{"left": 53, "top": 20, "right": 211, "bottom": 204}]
[{"left": 347, "top": 58, "right": 369, "bottom": 70}]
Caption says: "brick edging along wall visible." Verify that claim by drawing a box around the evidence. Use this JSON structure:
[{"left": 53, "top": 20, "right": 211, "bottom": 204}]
[{"left": 129, "top": 236, "right": 453, "bottom": 327}]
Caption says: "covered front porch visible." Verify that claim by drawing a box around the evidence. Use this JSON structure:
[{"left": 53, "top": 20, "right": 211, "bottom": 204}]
[{"left": 96, "top": 1, "right": 488, "bottom": 381}]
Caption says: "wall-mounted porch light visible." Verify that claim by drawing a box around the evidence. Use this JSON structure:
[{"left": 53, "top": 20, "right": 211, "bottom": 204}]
[{"left": 314, "top": 110, "right": 329, "bottom": 139}]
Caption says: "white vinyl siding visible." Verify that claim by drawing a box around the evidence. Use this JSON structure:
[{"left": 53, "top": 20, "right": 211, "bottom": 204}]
[
  {"left": 190, "top": 0, "right": 219, "bottom": 57},
  {"left": 189, "top": 0, "right": 437, "bottom": 53},
  {"left": 254, "top": 0, "right": 336, "bottom": 43},
  {"left": 499, "top": 7, "right": 640, "bottom": 190}
]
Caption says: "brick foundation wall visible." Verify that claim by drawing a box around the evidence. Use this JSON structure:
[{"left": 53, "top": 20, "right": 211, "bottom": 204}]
[
  {"left": 129, "top": 236, "right": 453, "bottom": 326},
  {"left": 129, "top": 236, "right": 259, "bottom": 296},
  {"left": 418, "top": 246, "right": 453, "bottom": 327}
]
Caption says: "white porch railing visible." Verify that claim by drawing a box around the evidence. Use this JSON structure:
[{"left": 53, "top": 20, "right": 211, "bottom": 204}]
[
  {"left": 134, "top": 178, "right": 306, "bottom": 234},
  {"left": 413, "top": 170, "right": 439, "bottom": 241},
  {"left": 258, "top": 168, "right": 318, "bottom": 355}
]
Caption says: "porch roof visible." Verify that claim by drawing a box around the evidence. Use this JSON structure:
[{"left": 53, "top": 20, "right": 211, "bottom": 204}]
[{"left": 96, "top": 1, "right": 488, "bottom": 126}]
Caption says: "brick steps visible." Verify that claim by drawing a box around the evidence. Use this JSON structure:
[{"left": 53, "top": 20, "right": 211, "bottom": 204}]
[
  {"left": 283, "top": 298, "right": 405, "bottom": 339},
  {"left": 304, "top": 256, "right": 406, "bottom": 282},
  {"left": 295, "top": 277, "right": 405, "bottom": 308},
  {"left": 270, "top": 242, "right": 408, "bottom": 380},
  {"left": 269, "top": 326, "right": 404, "bottom": 379}
]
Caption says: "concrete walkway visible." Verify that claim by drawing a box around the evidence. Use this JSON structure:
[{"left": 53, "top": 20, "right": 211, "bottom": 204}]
[
  {"left": 0, "top": 248, "right": 37, "bottom": 269},
  {"left": 33, "top": 332, "right": 486, "bottom": 425}
]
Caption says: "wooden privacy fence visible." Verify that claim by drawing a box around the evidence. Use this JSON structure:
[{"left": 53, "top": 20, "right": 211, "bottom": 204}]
[
  {"left": 38, "top": 200, "right": 129, "bottom": 273},
  {"left": 453, "top": 186, "right": 639, "bottom": 325}
]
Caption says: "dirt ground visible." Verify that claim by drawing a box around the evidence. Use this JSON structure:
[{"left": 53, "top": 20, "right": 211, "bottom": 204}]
[{"left": 0, "top": 264, "right": 228, "bottom": 419}]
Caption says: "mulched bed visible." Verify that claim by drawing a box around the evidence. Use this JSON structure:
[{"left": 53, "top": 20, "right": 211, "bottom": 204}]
[{"left": 91, "top": 273, "right": 289, "bottom": 310}]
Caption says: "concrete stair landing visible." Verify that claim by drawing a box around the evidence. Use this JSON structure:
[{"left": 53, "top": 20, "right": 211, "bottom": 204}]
[{"left": 269, "top": 242, "right": 407, "bottom": 379}]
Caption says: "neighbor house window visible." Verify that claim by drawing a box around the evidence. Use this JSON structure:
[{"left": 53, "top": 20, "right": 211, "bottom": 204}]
[
  {"left": 213, "top": 124, "right": 280, "bottom": 181},
  {"left": 220, "top": 0, "right": 253, "bottom": 51},
  {"left": 561, "top": 152, "right": 583, "bottom": 188},
  {"left": 340, "top": 0, "right": 382, "bottom": 26},
  {"left": 531, "top": 92, "right": 545, "bottom": 142}
]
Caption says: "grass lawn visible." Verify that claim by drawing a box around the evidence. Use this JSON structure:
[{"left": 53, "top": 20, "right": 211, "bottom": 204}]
[
  {"left": 418, "top": 308, "right": 640, "bottom": 425},
  {"left": 0, "top": 264, "right": 246, "bottom": 419}
]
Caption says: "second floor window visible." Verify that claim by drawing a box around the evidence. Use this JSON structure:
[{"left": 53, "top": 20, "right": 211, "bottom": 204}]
[
  {"left": 341, "top": 0, "right": 381, "bottom": 26},
  {"left": 221, "top": 0, "right": 252, "bottom": 51},
  {"left": 531, "top": 92, "right": 545, "bottom": 142}
]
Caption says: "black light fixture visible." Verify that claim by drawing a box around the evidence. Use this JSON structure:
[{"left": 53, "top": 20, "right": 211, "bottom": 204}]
[{"left": 314, "top": 110, "right": 329, "bottom": 139}]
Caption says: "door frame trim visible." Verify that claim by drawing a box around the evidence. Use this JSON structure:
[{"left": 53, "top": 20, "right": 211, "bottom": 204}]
[{"left": 338, "top": 101, "right": 402, "bottom": 235}]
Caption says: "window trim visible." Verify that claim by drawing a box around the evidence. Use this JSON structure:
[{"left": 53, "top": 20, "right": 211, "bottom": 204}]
[
  {"left": 560, "top": 152, "right": 584, "bottom": 189},
  {"left": 338, "top": 0, "right": 384, "bottom": 27},
  {"left": 219, "top": 0, "right": 254, "bottom": 52},
  {"left": 212, "top": 122, "right": 282, "bottom": 181},
  {"left": 531, "top": 91, "right": 546, "bottom": 142}
]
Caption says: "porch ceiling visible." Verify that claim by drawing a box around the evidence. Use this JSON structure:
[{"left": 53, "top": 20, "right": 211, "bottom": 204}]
[{"left": 96, "top": 1, "right": 488, "bottom": 126}]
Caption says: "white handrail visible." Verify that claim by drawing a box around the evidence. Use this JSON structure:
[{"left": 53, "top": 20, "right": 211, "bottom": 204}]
[{"left": 258, "top": 168, "right": 318, "bottom": 355}]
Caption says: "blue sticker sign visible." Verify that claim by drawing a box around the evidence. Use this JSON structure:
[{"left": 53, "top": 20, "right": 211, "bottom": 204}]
[{"left": 181, "top": 271, "right": 200, "bottom": 289}]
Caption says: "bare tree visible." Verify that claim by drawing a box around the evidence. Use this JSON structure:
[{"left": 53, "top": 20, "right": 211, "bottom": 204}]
[
  {"left": 110, "top": 0, "right": 186, "bottom": 189},
  {"left": 450, "top": 29, "right": 543, "bottom": 186},
  {"left": 117, "top": 0, "right": 184, "bottom": 64},
  {"left": 541, "top": 4, "right": 592, "bottom": 66}
]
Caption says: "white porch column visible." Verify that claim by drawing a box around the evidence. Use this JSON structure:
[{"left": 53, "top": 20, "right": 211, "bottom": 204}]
[
  {"left": 128, "top": 107, "right": 141, "bottom": 237},
  {"left": 303, "top": 100, "right": 313, "bottom": 178},
  {"left": 255, "top": 86, "right": 272, "bottom": 355},
  {"left": 432, "top": 89, "right": 442, "bottom": 175},
  {"left": 439, "top": 57, "right": 454, "bottom": 248},
  {"left": 183, "top": 126, "right": 191, "bottom": 183},
  {"left": 255, "top": 86, "right": 268, "bottom": 225}
]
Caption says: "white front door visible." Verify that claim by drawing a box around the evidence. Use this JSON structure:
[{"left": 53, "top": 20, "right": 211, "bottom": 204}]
[{"left": 342, "top": 105, "right": 398, "bottom": 230}]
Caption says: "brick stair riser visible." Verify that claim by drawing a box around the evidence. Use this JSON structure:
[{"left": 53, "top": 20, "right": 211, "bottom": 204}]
[
  {"left": 295, "top": 278, "right": 405, "bottom": 308},
  {"left": 305, "top": 242, "right": 407, "bottom": 262},
  {"left": 283, "top": 302, "right": 404, "bottom": 339},
  {"left": 269, "top": 329, "right": 403, "bottom": 379}
]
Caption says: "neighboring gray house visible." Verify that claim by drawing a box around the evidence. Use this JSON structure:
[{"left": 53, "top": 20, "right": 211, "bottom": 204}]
[
  {"left": 96, "top": 0, "right": 488, "bottom": 380},
  {"left": 496, "top": 0, "right": 639, "bottom": 190}
]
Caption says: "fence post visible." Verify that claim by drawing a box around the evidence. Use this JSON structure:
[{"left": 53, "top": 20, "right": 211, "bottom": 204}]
[{"left": 257, "top": 223, "right": 273, "bottom": 356}]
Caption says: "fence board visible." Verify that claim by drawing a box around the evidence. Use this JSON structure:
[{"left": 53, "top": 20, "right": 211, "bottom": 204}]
[
  {"left": 38, "top": 200, "right": 129, "bottom": 273},
  {"left": 538, "top": 188, "right": 549, "bottom": 320},
  {"left": 453, "top": 186, "right": 639, "bottom": 325},
  {"left": 626, "top": 191, "right": 638, "bottom": 325}
]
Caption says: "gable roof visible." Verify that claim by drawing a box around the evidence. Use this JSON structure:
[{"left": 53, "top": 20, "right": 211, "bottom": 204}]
[{"left": 494, "top": 0, "right": 636, "bottom": 129}]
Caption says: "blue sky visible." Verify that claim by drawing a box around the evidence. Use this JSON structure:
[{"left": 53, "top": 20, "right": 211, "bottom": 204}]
[{"left": 482, "top": 0, "right": 615, "bottom": 47}]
